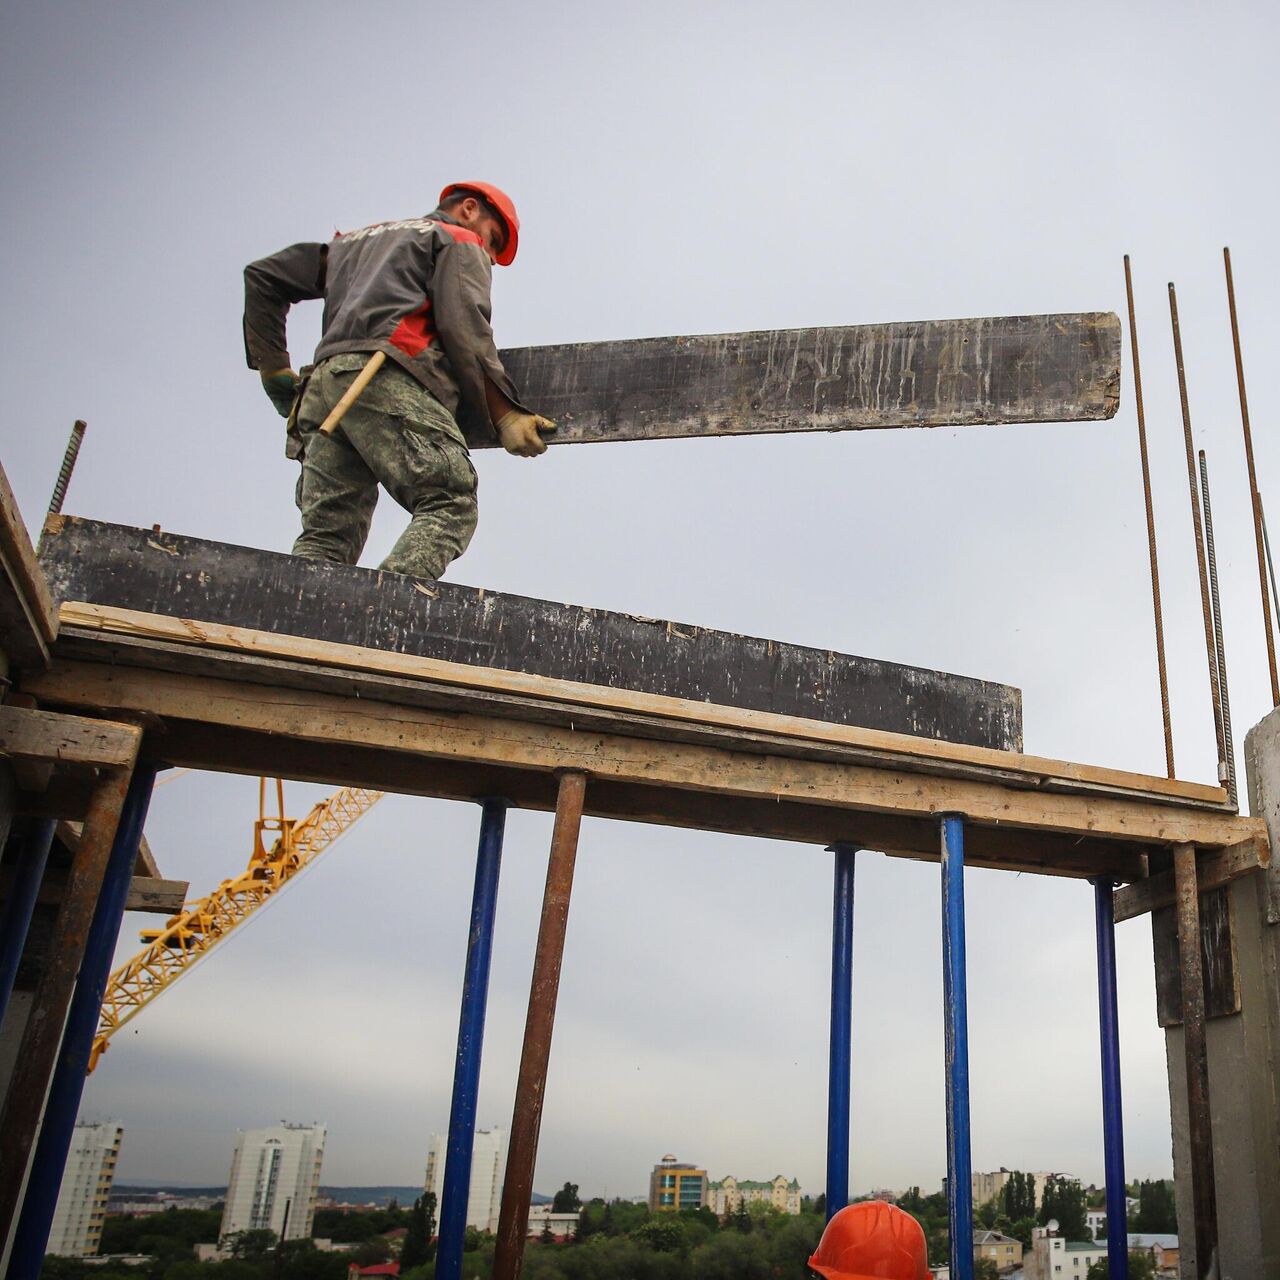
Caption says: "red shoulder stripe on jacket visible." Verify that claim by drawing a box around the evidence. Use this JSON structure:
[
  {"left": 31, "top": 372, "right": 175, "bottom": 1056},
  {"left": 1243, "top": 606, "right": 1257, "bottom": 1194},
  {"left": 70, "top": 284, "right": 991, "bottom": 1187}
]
[
  {"left": 438, "top": 223, "right": 484, "bottom": 248},
  {"left": 389, "top": 299, "right": 437, "bottom": 357}
]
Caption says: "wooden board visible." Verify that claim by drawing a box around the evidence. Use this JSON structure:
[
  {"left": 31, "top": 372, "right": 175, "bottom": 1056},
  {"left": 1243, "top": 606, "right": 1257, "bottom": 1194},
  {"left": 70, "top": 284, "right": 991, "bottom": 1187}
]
[
  {"left": 0, "top": 704, "right": 141, "bottom": 770},
  {"left": 1153, "top": 887, "right": 1241, "bottom": 1024},
  {"left": 49, "top": 603, "right": 1229, "bottom": 810},
  {"left": 0, "top": 459, "right": 57, "bottom": 668},
  {"left": 24, "top": 660, "right": 1265, "bottom": 861},
  {"left": 39, "top": 517, "right": 1023, "bottom": 752},
  {"left": 0, "top": 863, "right": 187, "bottom": 915},
  {"left": 1114, "top": 837, "right": 1266, "bottom": 921},
  {"left": 494, "top": 313, "right": 1121, "bottom": 447}
]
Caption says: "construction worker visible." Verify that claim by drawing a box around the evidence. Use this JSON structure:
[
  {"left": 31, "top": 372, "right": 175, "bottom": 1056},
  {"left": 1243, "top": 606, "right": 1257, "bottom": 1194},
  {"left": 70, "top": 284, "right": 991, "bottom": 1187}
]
[
  {"left": 243, "top": 182, "right": 555, "bottom": 580},
  {"left": 808, "top": 1201, "right": 930, "bottom": 1280}
]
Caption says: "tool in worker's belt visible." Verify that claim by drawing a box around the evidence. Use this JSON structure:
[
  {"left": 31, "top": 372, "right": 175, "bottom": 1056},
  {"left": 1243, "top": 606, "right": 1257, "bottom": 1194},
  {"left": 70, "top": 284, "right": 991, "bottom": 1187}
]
[{"left": 319, "top": 350, "right": 386, "bottom": 436}]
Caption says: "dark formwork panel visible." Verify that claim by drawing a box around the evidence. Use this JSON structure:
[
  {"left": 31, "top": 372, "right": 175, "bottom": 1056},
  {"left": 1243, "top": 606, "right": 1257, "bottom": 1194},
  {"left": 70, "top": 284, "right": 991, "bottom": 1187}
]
[{"left": 40, "top": 517, "right": 1022, "bottom": 751}]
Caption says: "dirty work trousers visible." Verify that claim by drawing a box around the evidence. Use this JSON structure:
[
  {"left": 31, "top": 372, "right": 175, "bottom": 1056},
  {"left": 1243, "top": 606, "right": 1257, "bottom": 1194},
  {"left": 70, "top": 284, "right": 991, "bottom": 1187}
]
[{"left": 291, "top": 353, "right": 478, "bottom": 580}]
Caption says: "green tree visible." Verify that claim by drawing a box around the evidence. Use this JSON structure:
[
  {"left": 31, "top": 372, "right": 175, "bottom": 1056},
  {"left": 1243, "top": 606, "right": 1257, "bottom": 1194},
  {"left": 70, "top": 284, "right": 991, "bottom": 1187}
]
[
  {"left": 1131, "top": 1179, "right": 1177, "bottom": 1233},
  {"left": 730, "top": 1199, "right": 753, "bottom": 1234},
  {"left": 1039, "top": 1175, "right": 1088, "bottom": 1241},
  {"left": 400, "top": 1194, "right": 436, "bottom": 1270},
  {"left": 1088, "top": 1251, "right": 1155, "bottom": 1280},
  {"left": 1000, "top": 1171, "right": 1036, "bottom": 1223},
  {"left": 552, "top": 1182, "right": 581, "bottom": 1213},
  {"left": 225, "top": 1228, "right": 278, "bottom": 1262},
  {"left": 975, "top": 1259, "right": 1000, "bottom": 1280},
  {"left": 633, "top": 1216, "right": 688, "bottom": 1254}
]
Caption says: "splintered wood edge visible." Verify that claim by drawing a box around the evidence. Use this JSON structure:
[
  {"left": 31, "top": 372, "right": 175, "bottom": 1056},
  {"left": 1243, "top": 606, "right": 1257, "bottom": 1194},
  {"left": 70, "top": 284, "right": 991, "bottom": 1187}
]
[{"left": 57, "top": 600, "right": 1230, "bottom": 809}]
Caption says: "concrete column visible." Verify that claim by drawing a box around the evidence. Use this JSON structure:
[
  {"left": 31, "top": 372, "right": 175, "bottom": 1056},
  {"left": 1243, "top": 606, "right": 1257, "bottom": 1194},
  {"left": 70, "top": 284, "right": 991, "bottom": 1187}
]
[{"left": 1159, "top": 709, "right": 1280, "bottom": 1279}]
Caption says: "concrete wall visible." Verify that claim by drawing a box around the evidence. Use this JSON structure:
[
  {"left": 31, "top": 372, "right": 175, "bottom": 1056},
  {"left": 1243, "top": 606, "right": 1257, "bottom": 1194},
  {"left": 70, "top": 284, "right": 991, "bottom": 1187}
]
[{"left": 1160, "top": 710, "right": 1280, "bottom": 1279}]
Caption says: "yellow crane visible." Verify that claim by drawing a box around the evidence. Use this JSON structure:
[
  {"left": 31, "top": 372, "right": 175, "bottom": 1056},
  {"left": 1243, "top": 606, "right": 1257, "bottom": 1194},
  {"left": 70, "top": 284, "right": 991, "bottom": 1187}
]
[{"left": 89, "top": 779, "right": 383, "bottom": 1071}]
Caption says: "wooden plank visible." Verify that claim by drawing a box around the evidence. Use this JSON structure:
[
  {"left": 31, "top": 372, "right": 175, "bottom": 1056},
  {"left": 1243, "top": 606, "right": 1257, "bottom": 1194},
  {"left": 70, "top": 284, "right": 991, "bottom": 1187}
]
[
  {"left": 56, "top": 819, "right": 161, "bottom": 879},
  {"left": 0, "top": 460, "right": 57, "bottom": 668},
  {"left": 492, "top": 312, "right": 1121, "bottom": 447},
  {"left": 1115, "top": 836, "right": 1267, "bottom": 921},
  {"left": 0, "top": 863, "right": 187, "bottom": 915},
  {"left": 1153, "top": 887, "right": 1240, "bottom": 1025},
  {"left": 0, "top": 704, "right": 141, "bottom": 770},
  {"left": 49, "top": 601, "right": 1229, "bottom": 810},
  {"left": 76, "top": 714, "right": 1157, "bottom": 880},
  {"left": 25, "top": 660, "right": 1264, "bottom": 854},
  {"left": 39, "top": 516, "right": 1024, "bottom": 752}
]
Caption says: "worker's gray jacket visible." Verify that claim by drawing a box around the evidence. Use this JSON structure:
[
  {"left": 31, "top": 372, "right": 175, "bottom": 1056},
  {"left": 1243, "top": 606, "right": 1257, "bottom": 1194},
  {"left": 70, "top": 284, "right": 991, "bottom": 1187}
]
[{"left": 244, "top": 211, "right": 527, "bottom": 441}]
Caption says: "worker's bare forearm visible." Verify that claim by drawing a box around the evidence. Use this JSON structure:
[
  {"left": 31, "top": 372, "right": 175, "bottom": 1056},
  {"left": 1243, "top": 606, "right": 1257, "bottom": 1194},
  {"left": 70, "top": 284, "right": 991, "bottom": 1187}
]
[{"left": 484, "top": 376, "right": 516, "bottom": 426}]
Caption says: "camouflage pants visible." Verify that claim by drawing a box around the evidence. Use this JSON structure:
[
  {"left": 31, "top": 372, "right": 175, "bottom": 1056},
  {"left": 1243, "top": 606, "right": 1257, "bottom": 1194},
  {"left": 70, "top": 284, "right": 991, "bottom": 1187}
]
[{"left": 291, "top": 354, "right": 478, "bottom": 580}]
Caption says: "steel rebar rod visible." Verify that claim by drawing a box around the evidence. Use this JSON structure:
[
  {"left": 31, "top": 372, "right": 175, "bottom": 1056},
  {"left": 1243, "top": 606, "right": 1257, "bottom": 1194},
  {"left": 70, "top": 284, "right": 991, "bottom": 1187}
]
[
  {"left": 1223, "top": 247, "right": 1279, "bottom": 705},
  {"left": 1125, "top": 257, "right": 1176, "bottom": 778},
  {"left": 1168, "top": 283, "right": 1229, "bottom": 786},
  {"left": 47, "top": 420, "right": 86, "bottom": 518},
  {"left": 1198, "top": 452, "right": 1236, "bottom": 805},
  {"left": 826, "top": 843, "right": 858, "bottom": 1222},
  {"left": 493, "top": 772, "right": 588, "bottom": 1280},
  {"left": 1261, "top": 493, "right": 1280, "bottom": 644},
  {"left": 1172, "top": 843, "right": 1220, "bottom": 1279}
]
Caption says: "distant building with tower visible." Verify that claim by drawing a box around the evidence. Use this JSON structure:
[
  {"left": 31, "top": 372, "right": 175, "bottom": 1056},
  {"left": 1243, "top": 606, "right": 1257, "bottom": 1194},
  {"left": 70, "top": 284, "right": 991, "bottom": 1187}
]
[
  {"left": 47, "top": 1121, "right": 122, "bottom": 1256},
  {"left": 706, "top": 1173, "right": 802, "bottom": 1215},
  {"left": 220, "top": 1122, "right": 326, "bottom": 1242},
  {"left": 648, "top": 1154, "right": 708, "bottom": 1212},
  {"left": 423, "top": 1127, "right": 507, "bottom": 1232}
]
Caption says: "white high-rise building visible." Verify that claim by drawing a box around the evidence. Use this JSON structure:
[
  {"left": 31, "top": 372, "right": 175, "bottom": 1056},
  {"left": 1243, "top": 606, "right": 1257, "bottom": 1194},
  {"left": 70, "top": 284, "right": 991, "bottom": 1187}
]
[
  {"left": 48, "top": 1121, "right": 123, "bottom": 1256},
  {"left": 220, "top": 1122, "right": 326, "bottom": 1243},
  {"left": 423, "top": 1127, "right": 506, "bottom": 1232}
]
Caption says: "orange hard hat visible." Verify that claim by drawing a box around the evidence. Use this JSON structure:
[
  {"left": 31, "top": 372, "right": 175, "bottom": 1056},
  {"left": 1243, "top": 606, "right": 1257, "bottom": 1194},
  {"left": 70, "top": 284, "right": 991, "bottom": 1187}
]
[
  {"left": 439, "top": 181, "right": 520, "bottom": 266},
  {"left": 808, "top": 1201, "right": 929, "bottom": 1280}
]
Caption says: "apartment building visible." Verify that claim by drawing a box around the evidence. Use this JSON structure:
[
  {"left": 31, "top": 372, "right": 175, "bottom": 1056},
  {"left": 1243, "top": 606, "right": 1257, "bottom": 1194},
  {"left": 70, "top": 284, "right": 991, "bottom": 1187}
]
[
  {"left": 648, "top": 1155, "right": 708, "bottom": 1212},
  {"left": 47, "top": 1121, "right": 123, "bottom": 1257},
  {"left": 423, "top": 1127, "right": 507, "bottom": 1233},
  {"left": 706, "top": 1174, "right": 802, "bottom": 1216},
  {"left": 220, "top": 1122, "right": 326, "bottom": 1242}
]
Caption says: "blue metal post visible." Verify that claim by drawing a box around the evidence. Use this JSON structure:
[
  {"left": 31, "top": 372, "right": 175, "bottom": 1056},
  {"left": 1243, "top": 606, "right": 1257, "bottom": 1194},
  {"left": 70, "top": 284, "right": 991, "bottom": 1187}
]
[
  {"left": 0, "top": 819, "right": 56, "bottom": 1028},
  {"left": 8, "top": 762, "right": 158, "bottom": 1278},
  {"left": 1092, "top": 878, "right": 1129, "bottom": 1280},
  {"left": 941, "top": 815, "right": 973, "bottom": 1280},
  {"left": 826, "top": 842, "right": 856, "bottom": 1223},
  {"left": 436, "top": 799, "right": 508, "bottom": 1280}
]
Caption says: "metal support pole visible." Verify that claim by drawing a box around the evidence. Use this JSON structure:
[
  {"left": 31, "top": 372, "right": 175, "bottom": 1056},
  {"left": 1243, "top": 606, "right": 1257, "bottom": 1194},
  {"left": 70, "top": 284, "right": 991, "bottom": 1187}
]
[
  {"left": 1172, "top": 843, "right": 1219, "bottom": 1280},
  {"left": 436, "top": 799, "right": 508, "bottom": 1280},
  {"left": 825, "top": 842, "right": 857, "bottom": 1222},
  {"left": 8, "top": 761, "right": 158, "bottom": 1278},
  {"left": 941, "top": 815, "right": 973, "bottom": 1280},
  {"left": 1091, "top": 879, "right": 1129, "bottom": 1280},
  {"left": 493, "top": 772, "right": 587, "bottom": 1280},
  {"left": 0, "top": 759, "right": 138, "bottom": 1252},
  {"left": 0, "top": 819, "right": 56, "bottom": 1028}
]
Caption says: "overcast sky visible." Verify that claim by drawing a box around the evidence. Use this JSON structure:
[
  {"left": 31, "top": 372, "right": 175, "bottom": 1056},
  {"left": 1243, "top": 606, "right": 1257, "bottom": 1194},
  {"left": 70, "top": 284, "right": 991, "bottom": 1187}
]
[{"left": 4, "top": 0, "right": 1279, "bottom": 1202}]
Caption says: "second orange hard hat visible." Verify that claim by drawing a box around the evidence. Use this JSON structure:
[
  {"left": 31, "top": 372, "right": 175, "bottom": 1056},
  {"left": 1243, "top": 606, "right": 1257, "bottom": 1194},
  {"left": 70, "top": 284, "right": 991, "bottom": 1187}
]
[
  {"left": 808, "top": 1201, "right": 930, "bottom": 1280},
  {"left": 439, "top": 181, "right": 520, "bottom": 266}
]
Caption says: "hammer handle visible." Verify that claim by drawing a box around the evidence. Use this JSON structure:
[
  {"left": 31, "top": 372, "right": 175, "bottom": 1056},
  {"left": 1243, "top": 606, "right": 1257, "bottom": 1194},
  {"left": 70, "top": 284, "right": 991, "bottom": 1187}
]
[{"left": 318, "top": 350, "right": 387, "bottom": 436}]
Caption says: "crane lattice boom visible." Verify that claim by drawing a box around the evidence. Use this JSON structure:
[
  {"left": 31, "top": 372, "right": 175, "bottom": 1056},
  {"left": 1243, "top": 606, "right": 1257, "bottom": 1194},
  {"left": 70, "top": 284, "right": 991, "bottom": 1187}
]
[{"left": 89, "top": 784, "right": 383, "bottom": 1071}]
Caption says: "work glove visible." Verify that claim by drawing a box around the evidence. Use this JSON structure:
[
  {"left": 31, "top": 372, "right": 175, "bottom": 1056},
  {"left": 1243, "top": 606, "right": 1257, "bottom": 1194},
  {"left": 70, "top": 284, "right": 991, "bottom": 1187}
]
[
  {"left": 496, "top": 409, "right": 557, "bottom": 457},
  {"left": 261, "top": 367, "right": 301, "bottom": 418}
]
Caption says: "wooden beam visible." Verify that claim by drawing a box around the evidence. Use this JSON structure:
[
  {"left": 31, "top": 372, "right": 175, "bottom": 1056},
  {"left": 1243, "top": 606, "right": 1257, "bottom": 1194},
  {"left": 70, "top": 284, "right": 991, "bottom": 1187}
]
[
  {"left": 492, "top": 312, "right": 1121, "bottom": 447},
  {"left": 25, "top": 661, "right": 1265, "bottom": 857},
  {"left": 39, "top": 517, "right": 1024, "bottom": 752},
  {"left": 0, "top": 460, "right": 57, "bottom": 669},
  {"left": 56, "top": 820, "right": 163, "bottom": 884},
  {"left": 45, "top": 603, "right": 1232, "bottom": 810},
  {"left": 1114, "top": 836, "right": 1266, "bottom": 921},
  {"left": 0, "top": 862, "right": 187, "bottom": 915},
  {"left": 0, "top": 704, "right": 141, "bottom": 770}
]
